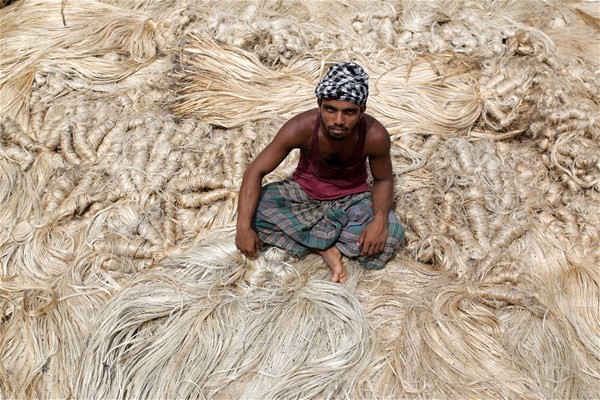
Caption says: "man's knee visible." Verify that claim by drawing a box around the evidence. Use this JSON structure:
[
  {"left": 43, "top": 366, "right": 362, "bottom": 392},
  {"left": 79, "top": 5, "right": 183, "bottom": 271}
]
[
  {"left": 388, "top": 211, "right": 405, "bottom": 243},
  {"left": 356, "top": 213, "right": 404, "bottom": 270}
]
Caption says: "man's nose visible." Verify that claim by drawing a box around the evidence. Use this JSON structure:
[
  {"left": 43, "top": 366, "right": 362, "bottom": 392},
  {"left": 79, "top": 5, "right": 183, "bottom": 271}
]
[{"left": 334, "top": 112, "right": 343, "bottom": 124}]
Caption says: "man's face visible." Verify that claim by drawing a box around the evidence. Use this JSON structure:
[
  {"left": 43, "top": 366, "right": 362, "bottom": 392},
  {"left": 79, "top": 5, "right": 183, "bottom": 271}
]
[{"left": 318, "top": 98, "right": 365, "bottom": 141}]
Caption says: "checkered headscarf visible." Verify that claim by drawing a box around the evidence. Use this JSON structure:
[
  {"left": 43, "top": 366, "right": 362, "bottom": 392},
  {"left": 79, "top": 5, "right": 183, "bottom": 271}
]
[{"left": 315, "top": 62, "right": 369, "bottom": 106}]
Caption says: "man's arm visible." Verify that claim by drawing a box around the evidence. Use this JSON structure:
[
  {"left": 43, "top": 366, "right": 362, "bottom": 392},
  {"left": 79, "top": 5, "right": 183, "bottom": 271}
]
[
  {"left": 235, "top": 113, "right": 310, "bottom": 257},
  {"left": 358, "top": 118, "right": 394, "bottom": 256}
]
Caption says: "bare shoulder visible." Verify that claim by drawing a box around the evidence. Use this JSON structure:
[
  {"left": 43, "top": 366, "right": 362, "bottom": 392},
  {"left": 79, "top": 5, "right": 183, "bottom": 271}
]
[
  {"left": 286, "top": 108, "right": 318, "bottom": 131},
  {"left": 276, "top": 108, "right": 317, "bottom": 150},
  {"left": 363, "top": 113, "right": 391, "bottom": 156}
]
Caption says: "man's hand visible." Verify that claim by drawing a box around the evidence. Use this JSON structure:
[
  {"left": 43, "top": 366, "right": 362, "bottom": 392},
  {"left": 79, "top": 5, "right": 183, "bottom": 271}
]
[
  {"left": 358, "top": 215, "right": 388, "bottom": 256},
  {"left": 235, "top": 226, "right": 261, "bottom": 258}
]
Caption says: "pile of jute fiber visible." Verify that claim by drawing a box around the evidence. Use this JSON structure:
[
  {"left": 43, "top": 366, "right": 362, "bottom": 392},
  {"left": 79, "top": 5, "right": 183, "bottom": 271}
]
[{"left": 1, "top": 0, "right": 598, "bottom": 398}]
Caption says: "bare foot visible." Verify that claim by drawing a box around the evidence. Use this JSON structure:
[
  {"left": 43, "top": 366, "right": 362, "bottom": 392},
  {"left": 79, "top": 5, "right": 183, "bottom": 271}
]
[{"left": 316, "top": 246, "right": 347, "bottom": 283}]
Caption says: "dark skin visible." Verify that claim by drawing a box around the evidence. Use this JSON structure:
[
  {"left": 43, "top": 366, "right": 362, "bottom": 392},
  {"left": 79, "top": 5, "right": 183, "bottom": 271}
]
[{"left": 235, "top": 98, "right": 394, "bottom": 283}]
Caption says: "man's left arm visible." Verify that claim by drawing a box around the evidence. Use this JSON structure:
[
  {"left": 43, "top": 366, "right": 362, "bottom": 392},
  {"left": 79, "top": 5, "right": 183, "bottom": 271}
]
[{"left": 358, "top": 123, "right": 394, "bottom": 256}]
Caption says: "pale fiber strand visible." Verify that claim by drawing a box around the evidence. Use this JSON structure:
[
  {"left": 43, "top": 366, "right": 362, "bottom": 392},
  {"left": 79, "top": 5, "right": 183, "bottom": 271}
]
[
  {"left": 172, "top": 37, "right": 482, "bottom": 138},
  {"left": 0, "top": 0, "right": 161, "bottom": 132},
  {"left": 74, "top": 241, "right": 373, "bottom": 399}
]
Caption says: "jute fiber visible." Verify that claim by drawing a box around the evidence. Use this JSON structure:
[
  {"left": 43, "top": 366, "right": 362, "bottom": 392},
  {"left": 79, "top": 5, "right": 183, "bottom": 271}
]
[{"left": 1, "top": 0, "right": 599, "bottom": 399}]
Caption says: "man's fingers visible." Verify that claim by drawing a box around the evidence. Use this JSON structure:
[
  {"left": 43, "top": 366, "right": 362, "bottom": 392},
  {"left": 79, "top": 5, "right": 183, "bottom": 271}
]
[
  {"left": 360, "top": 240, "right": 386, "bottom": 256},
  {"left": 358, "top": 229, "right": 366, "bottom": 245},
  {"left": 240, "top": 246, "right": 255, "bottom": 258},
  {"left": 362, "top": 242, "right": 373, "bottom": 256},
  {"left": 238, "top": 236, "right": 260, "bottom": 258}
]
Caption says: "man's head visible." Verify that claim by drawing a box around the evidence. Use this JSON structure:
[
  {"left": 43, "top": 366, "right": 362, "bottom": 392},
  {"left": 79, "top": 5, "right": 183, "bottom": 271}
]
[{"left": 315, "top": 62, "right": 369, "bottom": 107}]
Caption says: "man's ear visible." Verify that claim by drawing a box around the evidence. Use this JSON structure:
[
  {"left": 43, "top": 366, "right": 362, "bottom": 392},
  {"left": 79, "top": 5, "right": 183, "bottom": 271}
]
[
  {"left": 360, "top": 105, "right": 366, "bottom": 114},
  {"left": 317, "top": 98, "right": 322, "bottom": 107}
]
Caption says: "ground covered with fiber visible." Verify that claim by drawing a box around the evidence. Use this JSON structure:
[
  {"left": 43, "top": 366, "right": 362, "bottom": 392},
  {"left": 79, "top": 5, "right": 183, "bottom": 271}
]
[{"left": 1, "top": 0, "right": 599, "bottom": 399}]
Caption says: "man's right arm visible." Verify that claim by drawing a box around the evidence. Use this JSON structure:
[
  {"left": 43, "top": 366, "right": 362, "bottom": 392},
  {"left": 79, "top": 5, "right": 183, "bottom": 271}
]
[{"left": 235, "top": 113, "right": 310, "bottom": 257}]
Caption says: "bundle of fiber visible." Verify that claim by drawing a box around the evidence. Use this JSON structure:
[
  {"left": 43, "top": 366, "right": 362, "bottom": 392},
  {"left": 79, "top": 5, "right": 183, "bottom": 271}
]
[
  {"left": 74, "top": 240, "right": 374, "bottom": 399},
  {"left": 171, "top": 36, "right": 482, "bottom": 138},
  {"left": 0, "top": 0, "right": 167, "bottom": 133},
  {"left": 170, "top": 0, "right": 568, "bottom": 64},
  {"left": 476, "top": 29, "right": 599, "bottom": 156},
  {"left": 537, "top": 2, "right": 600, "bottom": 65},
  {"left": 0, "top": 276, "right": 112, "bottom": 399},
  {"left": 1, "top": 0, "right": 599, "bottom": 399},
  {"left": 170, "top": 35, "right": 318, "bottom": 127}
]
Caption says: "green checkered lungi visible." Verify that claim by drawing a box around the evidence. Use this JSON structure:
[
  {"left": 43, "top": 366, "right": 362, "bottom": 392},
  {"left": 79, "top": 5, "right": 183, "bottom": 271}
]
[{"left": 252, "top": 180, "right": 404, "bottom": 269}]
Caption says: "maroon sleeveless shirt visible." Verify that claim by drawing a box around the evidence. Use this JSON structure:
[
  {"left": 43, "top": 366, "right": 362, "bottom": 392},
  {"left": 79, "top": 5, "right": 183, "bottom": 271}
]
[{"left": 291, "top": 114, "right": 369, "bottom": 200}]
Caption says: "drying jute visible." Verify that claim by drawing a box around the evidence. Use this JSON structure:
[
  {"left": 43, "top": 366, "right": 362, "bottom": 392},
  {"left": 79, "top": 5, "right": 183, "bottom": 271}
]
[{"left": 1, "top": 0, "right": 599, "bottom": 399}]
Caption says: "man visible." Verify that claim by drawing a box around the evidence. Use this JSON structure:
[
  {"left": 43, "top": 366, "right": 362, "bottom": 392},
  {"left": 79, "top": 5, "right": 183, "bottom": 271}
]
[{"left": 235, "top": 62, "right": 404, "bottom": 283}]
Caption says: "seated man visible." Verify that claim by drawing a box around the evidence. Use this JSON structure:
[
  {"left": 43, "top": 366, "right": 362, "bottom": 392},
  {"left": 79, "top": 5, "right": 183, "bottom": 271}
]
[{"left": 235, "top": 62, "right": 404, "bottom": 283}]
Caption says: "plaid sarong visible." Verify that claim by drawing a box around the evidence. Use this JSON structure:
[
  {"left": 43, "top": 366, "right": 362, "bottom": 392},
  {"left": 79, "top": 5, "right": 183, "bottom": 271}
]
[{"left": 253, "top": 180, "right": 404, "bottom": 270}]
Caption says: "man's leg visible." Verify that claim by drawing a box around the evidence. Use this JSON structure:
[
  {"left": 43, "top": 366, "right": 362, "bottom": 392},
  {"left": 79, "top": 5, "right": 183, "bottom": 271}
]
[
  {"left": 355, "top": 212, "right": 404, "bottom": 269},
  {"left": 252, "top": 181, "right": 310, "bottom": 258},
  {"left": 335, "top": 194, "right": 404, "bottom": 269},
  {"left": 253, "top": 181, "right": 356, "bottom": 282}
]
